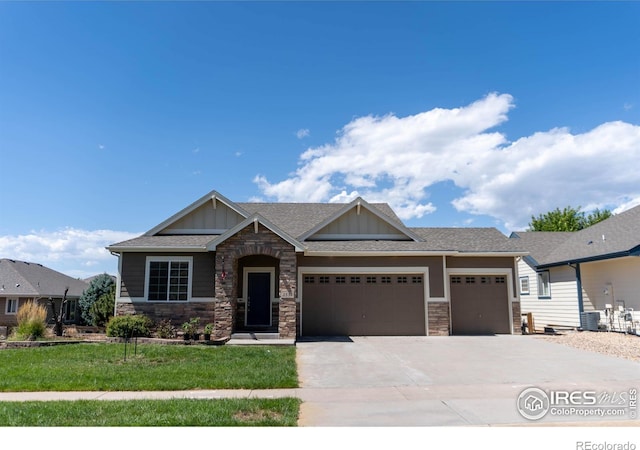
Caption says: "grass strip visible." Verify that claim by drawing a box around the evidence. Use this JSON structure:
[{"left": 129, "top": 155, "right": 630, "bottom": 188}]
[
  {"left": 0, "top": 344, "right": 297, "bottom": 391},
  {"left": 0, "top": 397, "right": 300, "bottom": 426}
]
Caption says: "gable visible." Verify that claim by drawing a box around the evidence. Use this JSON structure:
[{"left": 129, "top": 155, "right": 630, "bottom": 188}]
[
  {"left": 157, "top": 200, "right": 245, "bottom": 235},
  {"left": 307, "top": 203, "right": 413, "bottom": 241},
  {"left": 146, "top": 191, "right": 248, "bottom": 236}
]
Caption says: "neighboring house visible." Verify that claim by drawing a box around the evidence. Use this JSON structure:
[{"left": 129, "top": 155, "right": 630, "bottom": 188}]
[
  {"left": 107, "top": 190, "right": 526, "bottom": 339},
  {"left": 0, "top": 259, "right": 89, "bottom": 327},
  {"left": 511, "top": 205, "right": 640, "bottom": 332}
]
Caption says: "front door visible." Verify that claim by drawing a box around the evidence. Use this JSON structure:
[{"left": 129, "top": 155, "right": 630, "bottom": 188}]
[{"left": 246, "top": 272, "right": 271, "bottom": 326}]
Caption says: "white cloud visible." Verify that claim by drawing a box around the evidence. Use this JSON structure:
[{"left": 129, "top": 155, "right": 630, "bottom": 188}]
[
  {"left": 296, "top": 128, "right": 310, "bottom": 139},
  {"left": 0, "top": 228, "right": 140, "bottom": 279},
  {"left": 254, "top": 93, "right": 640, "bottom": 229}
]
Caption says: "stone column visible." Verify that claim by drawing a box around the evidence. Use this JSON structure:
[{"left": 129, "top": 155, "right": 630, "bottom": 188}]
[
  {"left": 278, "top": 251, "right": 297, "bottom": 338},
  {"left": 213, "top": 251, "right": 237, "bottom": 340}
]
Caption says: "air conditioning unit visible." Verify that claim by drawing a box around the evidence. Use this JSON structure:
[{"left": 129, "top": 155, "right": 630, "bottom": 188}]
[{"left": 580, "top": 312, "right": 601, "bottom": 331}]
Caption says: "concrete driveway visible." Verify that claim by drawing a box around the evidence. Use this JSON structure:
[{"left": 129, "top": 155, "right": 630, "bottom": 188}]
[{"left": 295, "top": 335, "right": 640, "bottom": 426}]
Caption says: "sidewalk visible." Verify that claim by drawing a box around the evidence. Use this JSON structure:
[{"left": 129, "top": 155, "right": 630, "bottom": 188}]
[{"left": 1, "top": 388, "right": 639, "bottom": 428}]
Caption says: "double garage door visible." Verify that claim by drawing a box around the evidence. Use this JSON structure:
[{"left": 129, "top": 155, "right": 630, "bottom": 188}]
[
  {"left": 301, "top": 272, "right": 512, "bottom": 336},
  {"left": 302, "top": 273, "right": 425, "bottom": 336},
  {"left": 449, "top": 275, "right": 511, "bottom": 335}
]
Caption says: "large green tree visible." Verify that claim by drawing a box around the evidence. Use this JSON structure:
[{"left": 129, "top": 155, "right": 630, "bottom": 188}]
[
  {"left": 529, "top": 206, "right": 612, "bottom": 231},
  {"left": 79, "top": 274, "right": 115, "bottom": 326}
]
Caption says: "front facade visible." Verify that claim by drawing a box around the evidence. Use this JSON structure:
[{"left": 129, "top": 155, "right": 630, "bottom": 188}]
[
  {"left": 107, "top": 190, "right": 525, "bottom": 339},
  {"left": 512, "top": 205, "right": 640, "bottom": 332}
]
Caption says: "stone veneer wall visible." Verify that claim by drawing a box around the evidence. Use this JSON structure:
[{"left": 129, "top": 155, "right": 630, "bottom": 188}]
[
  {"left": 116, "top": 302, "right": 215, "bottom": 328},
  {"left": 512, "top": 301, "right": 521, "bottom": 335},
  {"left": 428, "top": 302, "right": 450, "bottom": 336},
  {"left": 213, "top": 223, "right": 297, "bottom": 339}
]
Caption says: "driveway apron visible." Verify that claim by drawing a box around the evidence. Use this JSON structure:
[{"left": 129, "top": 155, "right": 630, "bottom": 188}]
[{"left": 295, "top": 336, "right": 640, "bottom": 426}]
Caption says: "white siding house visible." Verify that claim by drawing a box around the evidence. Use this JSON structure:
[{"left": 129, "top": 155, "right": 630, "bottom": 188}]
[{"left": 511, "top": 205, "right": 640, "bottom": 333}]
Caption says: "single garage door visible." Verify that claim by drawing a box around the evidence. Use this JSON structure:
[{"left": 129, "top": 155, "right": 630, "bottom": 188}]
[
  {"left": 302, "top": 273, "right": 425, "bottom": 336},
  {"left": 450, "top": 275, "right": 511, "bottom": 335}
]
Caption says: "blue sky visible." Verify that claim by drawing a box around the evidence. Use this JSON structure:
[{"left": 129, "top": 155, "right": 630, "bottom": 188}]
[{"left": 1, "top": 1, "right": 639, "bottom": 279}]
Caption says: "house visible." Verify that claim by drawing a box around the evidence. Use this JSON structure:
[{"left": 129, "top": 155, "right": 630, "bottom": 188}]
[
  {"left": 0, "top": 259, "right": 89, "bottom": 328},
  {"left": 106, "top": 190, "right": 526, "bottom": 339},
  {"left": 511, "top": 205, "right": 640, "bottom": 332}
]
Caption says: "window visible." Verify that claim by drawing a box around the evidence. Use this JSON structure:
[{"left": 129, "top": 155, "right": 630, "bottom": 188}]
[
  {"left": 319, "top": 276, "right": 330, "bottom": 284},
  {"left": 537, "top": 271, "right": 551, "bottom": 298},
  {"left": 465, "top": 276, "right": 476, "bottom": 284},
  {"left": 64, "top": 299, "right": 78, "bottom": 322},
  {"left": 146, "top": 257, "right": 192, "bottom": 301},
  {"left": 451, "top": 276, "right": 462, "bottom": 284},
  {"left": 350, "top": 276, "right": 361, "bottom": 284},
  {"left": 366, "top": 276, "right": 377, "bottom": 284},
  {"left": 381, "top": 276, "right": 392, "bottom": 284},
  {"left": 335, "top": 276, "right": 346, "bottom": 284},
  {"left": 495, "top": 276, "right": 506, "bottom": 284},
  {"left": 412, "top": 276, "right": 422, "bottom": 284},
  {"left": 519, "top": 276, "right": 530, "bottom": 295},
  {"left": 481, "top": 276, "right": 491, "bottom": 284},
  {"left": 6, "top": 298, "right": 18, "bottom": 314},
  {"left": 397, "top": 276, "right": 408, "bottom": 284},
  {"left": 304, "top": 276, "right": 315, "bottom": 284}
]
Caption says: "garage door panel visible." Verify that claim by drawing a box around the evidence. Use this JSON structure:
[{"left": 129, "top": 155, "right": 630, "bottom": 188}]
[
  {"left": 450, "top": 275, "right": 510, "bottom": 335},
  {"left": 302, "top": 273, "right": 425, "bottom": 336}
]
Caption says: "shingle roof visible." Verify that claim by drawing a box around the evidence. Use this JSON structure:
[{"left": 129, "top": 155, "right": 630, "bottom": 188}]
[
  {"left": 413, "top": 228, "right": 522, "bottom": 252},
  {"left": 238, "top": 202, "right": 403, "bottom": 238},
  {"left": 509, "top": 231, "right": 575, "bottom": 265},
  {"left": 0, "top": 259, "right": 89, "bottom": 298},
  {"left": 510, "top": 205, "right": 640, "bottom": 267},
  {"left": 108, "top": 235, "right": 218, "bottom": 250},
  {"left": 304, "top": 229, "right": 520, "bottom": 253},
  {"left": 107, "top": 198, "right": 523, "bottom": 254}
]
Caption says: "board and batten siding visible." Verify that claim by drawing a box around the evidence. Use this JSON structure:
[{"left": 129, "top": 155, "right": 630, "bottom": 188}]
[{"left": 518, "top": 260, "right": 594, "bottom": 330}]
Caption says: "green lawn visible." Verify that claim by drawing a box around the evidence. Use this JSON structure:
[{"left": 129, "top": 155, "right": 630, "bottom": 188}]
[
  {"left": 0, "top": 343, "right": 298, "bottom": 391},
  {"left": 0, "top": 398, "right": 301, "bottom": 426}
]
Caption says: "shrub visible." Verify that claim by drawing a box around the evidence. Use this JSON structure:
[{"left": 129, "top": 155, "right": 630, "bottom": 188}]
[
  {"left": 106, "top": 315, "right": 153, "bottom": 339},
  {"left": 15, "top": 300, "right": 48, "bottom": 340},
  {"left": 154, "top": 319, "right": 177, "bottom": 339}
]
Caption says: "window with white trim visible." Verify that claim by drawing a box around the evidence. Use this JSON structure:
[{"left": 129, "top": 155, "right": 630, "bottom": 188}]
[
  {"left": 146, "top": 257, "right": 192, "bottom": 301},
  {"left": 537, "top": 271, "right": 551, "bottom": 298},
  {"left": 519, "top": 276, "right": 530, "bottom": 295},
  {"left": 6, "top": 298, "right": 18, "bottom": 314}
]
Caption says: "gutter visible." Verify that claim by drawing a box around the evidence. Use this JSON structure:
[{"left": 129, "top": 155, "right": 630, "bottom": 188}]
[{"left": 537, "top": 249, "right": 635, "bottom": 269}]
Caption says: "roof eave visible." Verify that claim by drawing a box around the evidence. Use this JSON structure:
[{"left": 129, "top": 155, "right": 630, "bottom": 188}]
[
  {"left": 304, "top": 250, "right": 459, "bottom": 257},
  {"left": 537, "top": 249, "right": 637, "bottom": 269},
  {"left": 106, "top": 246, "right": 210, "bottom": 253}
]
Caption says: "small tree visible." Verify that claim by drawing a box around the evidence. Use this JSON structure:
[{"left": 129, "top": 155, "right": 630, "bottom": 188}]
[
  {"left": 79, "top": 274, "right": 115, "bottom": 326},
  {"left": 529, "top": 206, "right": 612, "bottom": 231},
  {"left": 90, "top": 283, "right": 116, "bottom": 327}
]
